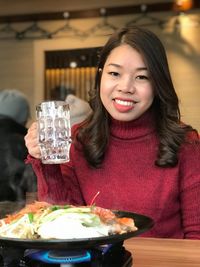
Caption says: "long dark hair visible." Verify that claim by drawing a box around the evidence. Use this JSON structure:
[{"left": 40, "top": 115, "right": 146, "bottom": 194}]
[{"left": 76, "top": 26, "right": 198, "bottom": 168}]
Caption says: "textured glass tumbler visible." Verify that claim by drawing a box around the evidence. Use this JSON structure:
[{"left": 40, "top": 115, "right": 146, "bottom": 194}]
[{"left": 36, "top": 101, "right": 71, "bottom": 164}]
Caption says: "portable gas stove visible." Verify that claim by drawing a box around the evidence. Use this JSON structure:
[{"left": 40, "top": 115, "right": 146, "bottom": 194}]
[{"left": 0, "top": 242, "right": 132, "bottom": 267}]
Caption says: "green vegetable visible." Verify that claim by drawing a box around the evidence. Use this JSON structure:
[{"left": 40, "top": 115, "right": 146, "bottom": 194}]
[
  {"left": 81, "top": 214, "right": 101, "bottom": 227},
  {"left": 39, "top": 207, "right": 101, "bottom": 227},
  {"left": 51, "top": 205, "right": 71, "bottom": 211},
  {"left": 28, "top": 213, "right": 34, "bottom": 223}
]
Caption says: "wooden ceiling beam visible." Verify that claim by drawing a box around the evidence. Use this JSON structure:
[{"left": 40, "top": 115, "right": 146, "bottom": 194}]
[{"left": 0, "top": 1, "right": 199, "bottom": 24}]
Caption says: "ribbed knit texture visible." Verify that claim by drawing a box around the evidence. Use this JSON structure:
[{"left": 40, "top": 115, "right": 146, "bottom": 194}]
[{"left": 27, "top": 110, "right": 200, "bottom": 239}]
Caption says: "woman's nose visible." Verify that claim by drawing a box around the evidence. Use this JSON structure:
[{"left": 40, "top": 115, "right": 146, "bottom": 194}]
[{"left": 117, "top": 77, "right": 135, "bottom": 93}]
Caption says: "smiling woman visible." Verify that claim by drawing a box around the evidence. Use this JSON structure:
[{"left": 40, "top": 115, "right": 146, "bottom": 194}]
[
  {"left": 24, "top": 25, "right": 200, "bottom": 240},
  {"left": 100, "top": 44, "right": 154, "bottom": 121}
]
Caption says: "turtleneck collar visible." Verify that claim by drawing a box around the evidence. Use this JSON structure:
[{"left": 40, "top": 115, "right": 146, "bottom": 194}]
[{"left": 110, "top": 109, "right": 156, "bottom": 140}]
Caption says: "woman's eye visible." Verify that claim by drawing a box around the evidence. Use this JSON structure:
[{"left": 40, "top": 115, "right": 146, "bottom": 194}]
[
  {"left": 136, "top": 75, "right": 148, "bottom": 80},
  {"left": 108, "top": 71, "right": 119, "bottom": 77}
]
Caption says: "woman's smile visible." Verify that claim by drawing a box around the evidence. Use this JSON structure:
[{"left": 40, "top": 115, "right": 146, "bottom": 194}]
[{"left": 113, "top": 98, "right": 136, "bottom": 113}]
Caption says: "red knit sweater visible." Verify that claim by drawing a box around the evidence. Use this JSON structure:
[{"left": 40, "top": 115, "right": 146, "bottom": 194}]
[{"left": 27, "top": 111, "right": 200, "bottom": 239}]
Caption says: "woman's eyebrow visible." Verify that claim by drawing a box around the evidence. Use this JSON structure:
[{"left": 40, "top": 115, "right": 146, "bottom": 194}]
[
  {"left": 107, "top": 63, "right": 121, "bottom": 68},
  {"left": 107, "top": 63, "right": 147, "bottom": 71},
  {"left": 137, "top": 67, "right": 148, "bottom": 71}
]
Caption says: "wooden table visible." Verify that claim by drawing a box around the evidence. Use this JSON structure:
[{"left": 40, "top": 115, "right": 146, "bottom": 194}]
[{"left": 124, "top": 237, "right": 200, "bottom": 267}]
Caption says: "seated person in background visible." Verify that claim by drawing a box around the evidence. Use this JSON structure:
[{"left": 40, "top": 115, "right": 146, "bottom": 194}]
[
  {"left": 52, "top": 85, "right": 92, "bottom": 126},
  {"left": 0, "top": 89, "right": 37, "bottom": 203},
  {"left": 66, "top": 94, "right": 92, "bottom": 127}
]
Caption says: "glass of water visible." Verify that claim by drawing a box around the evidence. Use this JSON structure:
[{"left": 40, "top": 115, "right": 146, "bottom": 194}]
[{"left": 36, "top": 101, "right": 71, "bottom": 164}]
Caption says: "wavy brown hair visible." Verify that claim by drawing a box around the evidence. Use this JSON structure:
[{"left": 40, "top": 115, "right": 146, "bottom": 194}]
[{"left": 75, "top": 26, "right": 198, "bottom": 168}]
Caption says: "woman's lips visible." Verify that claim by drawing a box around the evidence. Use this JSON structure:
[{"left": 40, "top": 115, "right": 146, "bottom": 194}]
[{"left": 113, "top": 98, "right": 136, "bottom": 112}]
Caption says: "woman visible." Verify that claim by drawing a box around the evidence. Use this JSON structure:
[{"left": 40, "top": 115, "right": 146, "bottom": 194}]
[{"left": 25, "top": 26, "right": 200, "bottom": 239}]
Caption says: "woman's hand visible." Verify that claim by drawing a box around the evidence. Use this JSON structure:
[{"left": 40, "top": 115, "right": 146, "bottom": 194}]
[{"left": 25, "top": 122, "right": 41, "bottom": 159}]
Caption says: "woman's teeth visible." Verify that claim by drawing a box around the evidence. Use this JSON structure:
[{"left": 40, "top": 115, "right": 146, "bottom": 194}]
[{"left": 115, "top": 99, "right": 134, "bottom": 106}]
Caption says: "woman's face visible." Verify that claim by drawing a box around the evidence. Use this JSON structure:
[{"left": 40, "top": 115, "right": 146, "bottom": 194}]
[{"left": 100, "top": 44, "right": 154, "bottom": 121}]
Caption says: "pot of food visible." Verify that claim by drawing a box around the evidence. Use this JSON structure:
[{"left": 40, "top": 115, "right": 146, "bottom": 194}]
[{"left": 0, "top": 202, "right": 154, "bottom": 250}]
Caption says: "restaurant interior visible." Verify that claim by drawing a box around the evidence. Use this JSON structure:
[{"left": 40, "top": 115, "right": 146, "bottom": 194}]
[
  {"left": 0, "top": 0, "right": 200, "bottom": 266},
  {"left": 0, "top": 0, "right": 199, "bottom": 131}
]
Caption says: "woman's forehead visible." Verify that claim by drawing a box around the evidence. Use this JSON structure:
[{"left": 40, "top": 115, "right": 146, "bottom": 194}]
[{"left": 104, "top": 44, "right": 146, "bottom": 68}]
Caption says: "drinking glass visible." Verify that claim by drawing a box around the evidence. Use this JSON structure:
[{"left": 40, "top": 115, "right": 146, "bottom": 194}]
[{"left": 36, "top": 101, "right": 71, "bottom": 164}]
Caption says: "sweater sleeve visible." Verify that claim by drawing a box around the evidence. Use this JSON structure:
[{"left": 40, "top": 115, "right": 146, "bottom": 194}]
[
  {"left": 26, "top": 154, "right": 85, "bottom": 205},
  {"left": 179, "top": 141, "right": 200, "bottom": 239}
]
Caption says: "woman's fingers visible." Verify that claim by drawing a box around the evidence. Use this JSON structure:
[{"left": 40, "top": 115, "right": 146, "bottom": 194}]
[{"left": 25, "top": 122, "right": 41, "bottom": 159}]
